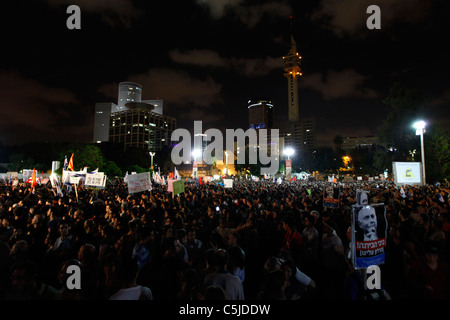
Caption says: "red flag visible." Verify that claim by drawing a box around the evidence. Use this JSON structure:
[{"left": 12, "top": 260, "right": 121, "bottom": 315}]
[
  {"left": 31, "top": 168, "right": 37, "bottom": 188},
  {"left": 198, "top": 177, "right": 203, "bottom": 185},
  {"left": 68, "top": 153, "right": 74, "bottom": 171},
  {"left": 293, "top": 175, "right": 296, "bottom": 181},
  {"left": 169, "top": 172, "right": 174, "bottom": 179}
]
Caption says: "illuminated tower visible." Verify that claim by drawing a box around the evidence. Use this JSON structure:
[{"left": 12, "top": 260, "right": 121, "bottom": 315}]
[{"left": 283, "top": 34, "right": 302, "bottom": 122}]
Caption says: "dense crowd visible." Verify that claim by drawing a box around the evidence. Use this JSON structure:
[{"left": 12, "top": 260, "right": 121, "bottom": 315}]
[{"left": 0, "top": 177, "right": 449, "bottom": 300}]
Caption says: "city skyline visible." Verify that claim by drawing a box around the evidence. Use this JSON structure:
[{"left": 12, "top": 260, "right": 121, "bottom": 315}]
[{"left": 0, "top": 1, "right": 448, "bottom": 149}]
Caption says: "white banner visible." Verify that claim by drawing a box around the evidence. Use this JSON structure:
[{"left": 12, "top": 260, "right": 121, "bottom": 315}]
[
  {"left": 52, "top": 161, "right": 60, "bottom": 173},
  {"left": 223, "top": 179, "right": 233, "bottom": 188},
  {"left": 85, "top": 172, "right": 106, "bottom": 188},
  {"left": 127, "top": 172, "right": 152, "bottom": 194},
  {"left": 70, "top": 176, "right": 81, "bottom": 185}
]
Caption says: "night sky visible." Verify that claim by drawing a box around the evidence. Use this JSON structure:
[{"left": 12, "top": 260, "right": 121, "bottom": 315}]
[{"left": 0, "top": 0, "right": 449, "bottom": 147}]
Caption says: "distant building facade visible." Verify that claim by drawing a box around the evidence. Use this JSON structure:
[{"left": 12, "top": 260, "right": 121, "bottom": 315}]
[
  {"left": 93, "top": 102, "right": 113, "bottom": 143},
  {"left": 93, "top": 82, "right": 176, "bottom": 152},
  {"left": 109, "top": 108, "right": 176, "bottom": 151},
  {"left": 342, "top": 136, "right": 379, "bottom": 151},
  {"left": 278, "top": 117, "right": 316, "bottom": 155}
]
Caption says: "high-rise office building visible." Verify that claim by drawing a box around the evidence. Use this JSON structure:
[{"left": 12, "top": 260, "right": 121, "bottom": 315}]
[
  {"left": 248, "top": 98, "right": 274, "bottom": 130},
  {"left": 93, "top": 82, "right": 176, "bottom": 152},
  {"left": 279, "top": 117, "right": 316, "bottom": 154},
  {"left": 93, "top": 102, "right": 114, "bottom": 143},
  {"left": 109, "top": 106, "right": 176, "bottom": 151}
]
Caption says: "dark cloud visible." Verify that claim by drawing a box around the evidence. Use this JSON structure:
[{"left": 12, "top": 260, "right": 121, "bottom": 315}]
[
  {"left": 170, "top": 49, "right": 283, "bottom": 77},
  {"left": 98, "top": 67, "right": 223, "bottom": 110},
  {"left": 312, "top": 0, "right": 432, "bottom": 37},
  {"left": 169, "top": 49, "right": 226, "bottom": 68},
  {"left": 46, "top": 0, "right": 141, "bottom": 27},
  {"left": 0, "top": 70, "right": 86, "bottom": 144},
  {"left": 195, "top": 0, "right": 292, "bottom": 27},
  {"left": 302, "top": 69, "right": 379, "bottom": 100}
]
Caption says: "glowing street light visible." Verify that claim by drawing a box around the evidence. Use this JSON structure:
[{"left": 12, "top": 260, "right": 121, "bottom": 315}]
[
  {"left": 342, "top": 155, "right": 351, "bottom": 168},
  {"left": 413, "top": 120, "right": 426, "bottom": 185},
  {"left": 284, "top": 147, "right": 295, "bottom": 160},
  {"left": 149, "top": 152, "right": 155, "bottom": 169},
  {"left": 192, "top": 149, "right": 201, "bottom": 161},
  {"left": 283, "top": 147, "right": 295, "bottom": 177}
]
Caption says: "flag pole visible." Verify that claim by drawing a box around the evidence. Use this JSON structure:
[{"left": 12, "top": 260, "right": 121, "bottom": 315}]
[{"left": 74, "top": 183, "right": 79, "bottom": 202}]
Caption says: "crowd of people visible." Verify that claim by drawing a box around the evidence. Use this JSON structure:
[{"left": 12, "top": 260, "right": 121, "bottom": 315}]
[{"left": 0, "top": 176, "right": 449, "bottom": 300}]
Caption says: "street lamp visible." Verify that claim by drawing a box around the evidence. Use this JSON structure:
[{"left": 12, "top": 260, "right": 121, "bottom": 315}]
[
  {"left": 284, "top": 147, "right": 295, "bottom": 160},
  {"left": 342, "top": 155, "right": 351, "bottom": 168},
  {"left": 413, "top": 120, "right": 426, "bottom": 185},
  {"left": 409, "top": 149, "right": 416, "bottom": 162},
  {"left": 149, "top": 152, "right": 155, "bottom": 170},
  {"left": 283, "top": 147, "right": 295, "bottom": 177},
  {"left": 192, "top": 149, "right": 201, "bottom": 161}
]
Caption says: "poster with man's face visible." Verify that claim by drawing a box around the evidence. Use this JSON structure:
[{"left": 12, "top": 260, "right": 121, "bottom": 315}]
[
  {"left": 351, "top": 203, "right": 387, "bottom": 269},
  {"left": 323, "top": 186, "right": 340, "bottom": 208}
]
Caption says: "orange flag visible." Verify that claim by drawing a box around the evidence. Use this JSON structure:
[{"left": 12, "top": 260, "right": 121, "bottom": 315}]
[
  {"left": 68, "top": 153, "right": 74, "bottom": 171},
  {"left": 31, "top": 168, "right": 37, "bottom": 188},
  {"left": 198, "top": 177, "right": 203, "bottom": 185}
]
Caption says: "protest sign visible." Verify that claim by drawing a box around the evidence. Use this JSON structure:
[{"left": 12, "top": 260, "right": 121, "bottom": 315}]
[
  {"left": 127, "top": 172, "right": 151, "bottom": 194},
  {"left": 85, "top": 172, "right": 106, "bottom": 188},
  {"left": 70, "top": 176, "right": 81, "bottom": 185},
  {"left": 7, "top": 172, "right": 18, "bottom": 181},
  {"left": 351, "top": 203, "right": 387, "bottom": 269},
  {"left": 172, "top": 179, "right": 185, "bottom": 197},
  {"left": 22, "top": 169, "right": 33, "bottom": 182},
  {"left": 356, "top": 190, "right": 369, "bottom": 205},
  {"left": 223, "top": 179, "right": 233, "bottom": 189},
  {"left": 323, "top": 185, "right": 340, "bottom": 208},
  {"left": 52, "top": 161, "right": 60, "bottom": 174},
  {"left": 167, "top": 178, "right": 176, "bottom": 192}
]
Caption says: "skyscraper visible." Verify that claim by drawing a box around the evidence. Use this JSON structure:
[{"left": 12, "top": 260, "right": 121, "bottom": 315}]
[
  {"left": 109, "top": 106, "right": 176, "bottom": 152},
  {"left": 93, "top": 82, "right": 176, "bottom": 152},
  {"left": 248, "top": 98, "right": 274, "bottom": 129},
  {"left": 280, "top": 117, "right": 316, "bottom": 154},
  {"left": 93, "top": 102, "right": 113, "bottom": 143}
]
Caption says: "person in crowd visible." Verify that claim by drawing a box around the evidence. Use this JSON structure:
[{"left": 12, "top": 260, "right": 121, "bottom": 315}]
[
  {"left": 202, "top": 249, "right": 245, "bottom": 300},
  {"left": 406, "top": 242, "right": 450, "bottom": 299},
  {"left": 108, "top": 258, "right": 153, "bottom": 300}
]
